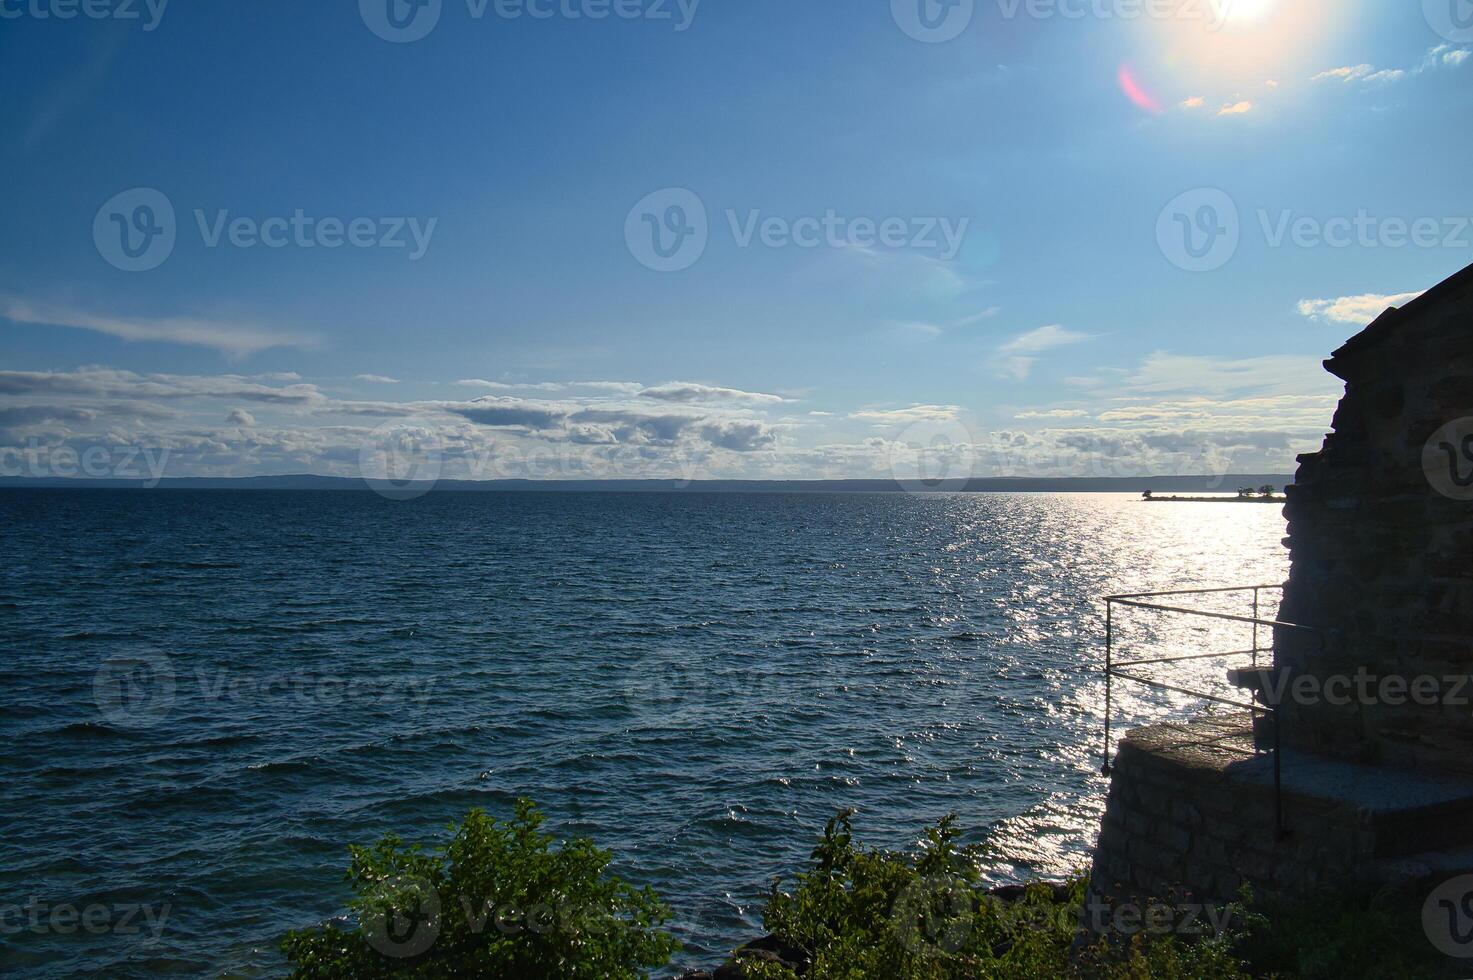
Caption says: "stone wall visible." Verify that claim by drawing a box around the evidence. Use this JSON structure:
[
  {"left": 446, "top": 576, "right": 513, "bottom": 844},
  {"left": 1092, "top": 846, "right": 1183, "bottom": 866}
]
[
  {"left": 1091, "top": 718, "right": 1379, "bottom": 907},
  {"left": 1276, "top": 263, "right": 1473, "bottom": 773}
]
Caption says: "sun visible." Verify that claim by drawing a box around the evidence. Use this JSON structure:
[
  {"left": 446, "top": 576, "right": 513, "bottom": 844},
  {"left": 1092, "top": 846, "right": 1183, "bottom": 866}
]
[{"left": 1219, "top": 0, "right": 1278, "bottom": 24}]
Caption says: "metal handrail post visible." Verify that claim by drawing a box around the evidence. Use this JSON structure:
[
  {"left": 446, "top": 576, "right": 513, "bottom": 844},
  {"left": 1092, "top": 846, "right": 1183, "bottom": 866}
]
[
  {"left": 1252, "top": 587, "right": 1260, "bottom": 669},
  {"left": 1102, "top": 599, "right": 1113, "bottom": 775}
]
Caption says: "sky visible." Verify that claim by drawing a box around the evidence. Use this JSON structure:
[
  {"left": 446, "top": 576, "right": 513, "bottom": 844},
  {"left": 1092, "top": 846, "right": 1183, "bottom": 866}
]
[{"left": 2, "top": 0, "right": 1471, "bottom": 485}]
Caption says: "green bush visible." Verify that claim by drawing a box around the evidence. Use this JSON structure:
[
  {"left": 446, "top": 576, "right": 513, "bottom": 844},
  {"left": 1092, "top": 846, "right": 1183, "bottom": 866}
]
[
  {"left": 282, "top": 800, "right": 679, "bottom": 979},
  {"left": 743, "top": 810, "right": 1251, "bottom": 980}
]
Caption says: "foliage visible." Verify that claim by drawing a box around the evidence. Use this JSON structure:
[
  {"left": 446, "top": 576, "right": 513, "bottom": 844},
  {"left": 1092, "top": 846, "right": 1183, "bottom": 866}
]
[
  {"left": 742, "top": 810, "right": 1252, "bottom": 980},
  {"left": 1231, "top": 886, "right": 1445, "bottom": 979},
  {"left": 282, "top": 800, "right": 679, "bottom": 979}
]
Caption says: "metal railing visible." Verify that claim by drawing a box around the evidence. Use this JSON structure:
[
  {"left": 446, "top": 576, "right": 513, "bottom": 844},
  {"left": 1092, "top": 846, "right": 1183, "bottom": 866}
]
[{"left": 1101, "top": 584, "right": 1324, "bottom": 840}]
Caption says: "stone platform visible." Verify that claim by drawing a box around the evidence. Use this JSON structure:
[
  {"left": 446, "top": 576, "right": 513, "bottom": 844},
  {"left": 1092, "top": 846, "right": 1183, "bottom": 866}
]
[{"left": 1090, "top": 714, "right": 1473, "bottom": 904}]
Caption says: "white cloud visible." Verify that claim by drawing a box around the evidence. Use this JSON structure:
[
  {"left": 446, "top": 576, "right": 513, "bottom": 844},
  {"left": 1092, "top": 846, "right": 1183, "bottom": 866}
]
[
  {"left": 638, "top": 383, "right": 788, "bottom": 405},
  {"left": 1217, "top": 100, "right": 1254, "bottom": 116},
  {"left": 851, "top": 404, "right": 962, "bottom": 424},
  {"left": 1015, "top": 409, "right": 1089, "bottom": 420},
  {"left": 995, "top": 325, "right": 1092, "bottom": 381},
  {"left": 1296, "top": 291, "right": 1425, "bottom": 325},
  {"left": 1312, "top": 64, "right": 1375, "bottom": 83},
  {"left": 1181, "top": 96, "right": 1205, "bottom": 108},
  {"left": 1122, "top": 352, "right": 1330, "bottom": 398},
  {"left": 1, "top": 298, "right": 314, "bottom": 357},
  {"left": 226, "top": 409, "right": 257, "bottom": 426},
  {"left": 1312, "top": 46, "right": 1471, "bottom": 88},
  {"left": 355, "top": 374, "right": 400, "bottom": 384}
]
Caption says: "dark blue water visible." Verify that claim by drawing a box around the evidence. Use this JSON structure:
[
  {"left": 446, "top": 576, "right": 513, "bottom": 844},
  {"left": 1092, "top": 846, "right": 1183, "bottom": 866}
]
[{"left": 0, "top": 490, "right": 1288, "bottom": 976}]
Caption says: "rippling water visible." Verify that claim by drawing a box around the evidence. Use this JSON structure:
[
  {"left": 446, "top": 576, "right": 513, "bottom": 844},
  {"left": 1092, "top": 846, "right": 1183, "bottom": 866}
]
[{"left": 0, "top": 490, "right": 1289, "bottom": 976}]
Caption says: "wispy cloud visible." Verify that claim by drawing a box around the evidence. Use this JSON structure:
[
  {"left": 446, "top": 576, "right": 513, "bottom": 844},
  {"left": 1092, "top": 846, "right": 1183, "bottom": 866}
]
[
  {"left": 1312, "top": 64, "right": 1377, "bottom": 83},
  {"left": 1, "top": 299, "right": 315, "bottom": 357},
  {"left": 1015, "top": 409, "right": 1089, "bottom": 420},
  {"left": 995, "top": 325, "right": 1092, "bottom": 381},
  {"left": 1296, "top": 291, "right": 1425, "bottom": 326},
  {"left": 851, "top": 404, "right": 962, "bottom": 424},
  {"left": 639, "top": 382, "right": 788, "bottom": 405},
  {"left": 1180, "top": 96, "right": 1205, "bottom": 109},
  {"left": 1312, "top": 45, "right": 1471, "bottom": 87},
  {"left": 454, "top": 379, "right": 642, "bottom": 394},
  {"left": 1123, "top": 352, "right": 1328, "bottom": 398},
  {"left": 1217, "top": 100, "right": 1254, "bottom": 116},
  {"left": 355, "top": 374, "right": 400, "bottom": 384}
]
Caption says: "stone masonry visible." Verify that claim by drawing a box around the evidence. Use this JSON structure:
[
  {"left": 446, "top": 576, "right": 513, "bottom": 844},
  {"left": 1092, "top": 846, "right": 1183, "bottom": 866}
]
[{"left": 1089, "top": 261, "right": 1473, "bottom": 915}]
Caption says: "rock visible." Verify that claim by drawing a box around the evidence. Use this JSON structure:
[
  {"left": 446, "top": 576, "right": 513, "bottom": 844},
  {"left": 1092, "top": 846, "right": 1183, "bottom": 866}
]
[{"left": 712, "top": 934, "right": 808, "bottom": 978}]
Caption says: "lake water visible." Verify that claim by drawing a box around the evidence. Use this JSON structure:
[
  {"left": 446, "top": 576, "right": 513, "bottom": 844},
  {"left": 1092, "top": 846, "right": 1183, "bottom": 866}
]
[{"left": 0, "top": 490, "right": 1289, "bottom": 976}]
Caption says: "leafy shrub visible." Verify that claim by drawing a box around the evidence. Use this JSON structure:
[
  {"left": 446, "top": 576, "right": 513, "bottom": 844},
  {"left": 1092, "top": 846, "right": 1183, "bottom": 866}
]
[
  {"left": 742, "top": 810, "right": 1251, "bottom": 980},
  {"left": 282, "top": 800, "right": 679, "bottom": 979}
]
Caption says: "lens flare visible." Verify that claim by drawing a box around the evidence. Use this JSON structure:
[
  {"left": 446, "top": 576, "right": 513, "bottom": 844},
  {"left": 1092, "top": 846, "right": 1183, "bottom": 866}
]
[{"left": 1117, "top": 64, "right": 1163, "bottom": 114}]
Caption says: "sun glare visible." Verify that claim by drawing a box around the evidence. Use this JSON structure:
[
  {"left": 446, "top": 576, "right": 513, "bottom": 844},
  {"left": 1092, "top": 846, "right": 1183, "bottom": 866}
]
[{"left": 1221, "top": 0, "right": 1277, "bottom": 23}]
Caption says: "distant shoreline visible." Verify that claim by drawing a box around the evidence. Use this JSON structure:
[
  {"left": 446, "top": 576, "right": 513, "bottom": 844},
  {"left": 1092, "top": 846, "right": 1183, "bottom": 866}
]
[
  {"left": 1143, "top": 495, "right": 1286, "bottom": 504},
  {"left": 0, "top": 474, "right": 1295, "bottom": 494}
]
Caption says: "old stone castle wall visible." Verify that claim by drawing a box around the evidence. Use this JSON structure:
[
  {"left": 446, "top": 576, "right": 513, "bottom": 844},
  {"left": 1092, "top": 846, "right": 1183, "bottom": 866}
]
[{"left": 1277, "top": 269, "right": 1473, "bottom": 773}]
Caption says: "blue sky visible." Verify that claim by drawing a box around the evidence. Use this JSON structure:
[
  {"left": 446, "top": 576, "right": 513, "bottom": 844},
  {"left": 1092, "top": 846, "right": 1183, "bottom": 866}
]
[{"left": 2, "top": 0, "right": 1471, "bottom": 482}]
